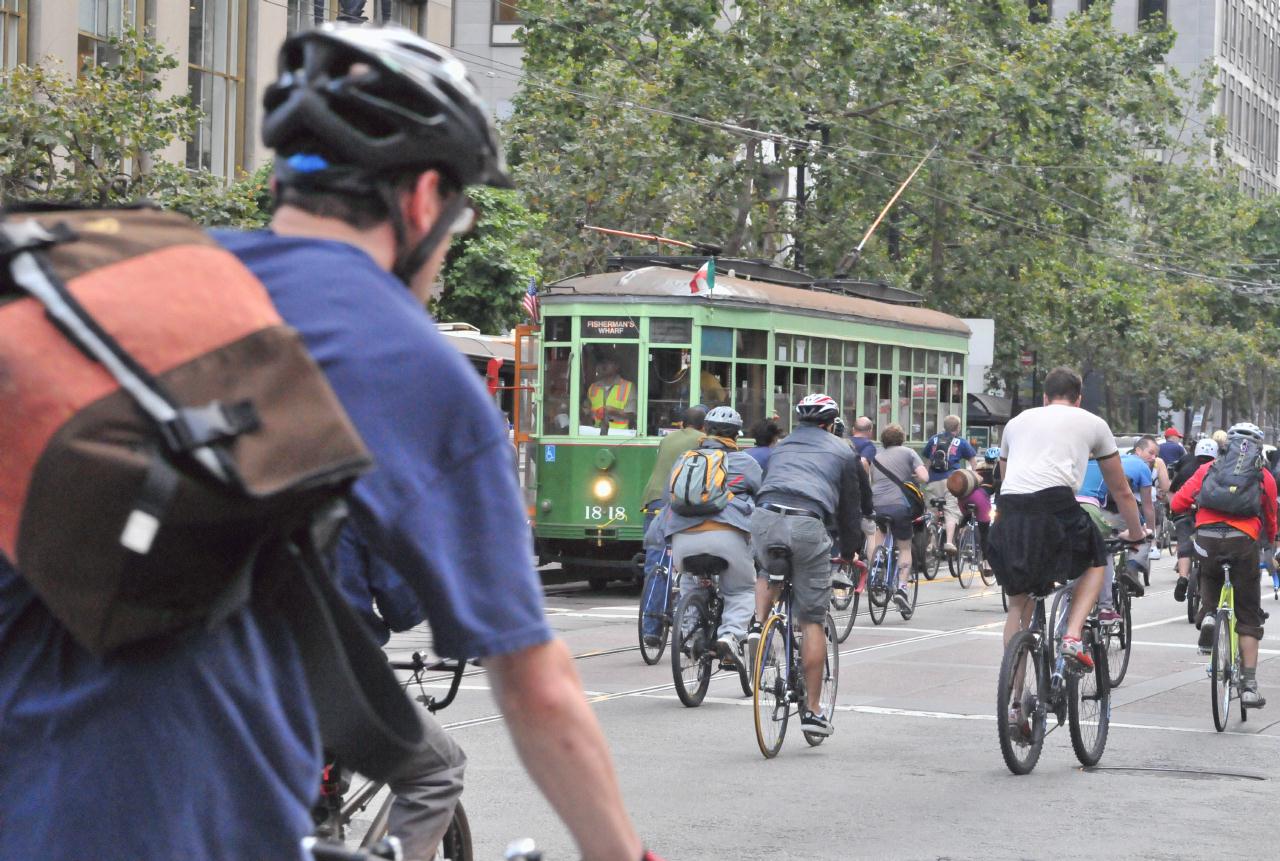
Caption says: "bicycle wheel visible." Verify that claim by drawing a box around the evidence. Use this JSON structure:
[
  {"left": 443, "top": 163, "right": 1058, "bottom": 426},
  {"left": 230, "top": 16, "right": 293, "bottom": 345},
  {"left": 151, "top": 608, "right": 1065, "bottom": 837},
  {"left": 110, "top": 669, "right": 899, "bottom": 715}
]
[
  {"left": 637, "top": 568, "right": 671, "bottom": 665},
  {"left": 752, "top": 614, "right": 790, "bottom": 758},
  {"left": 671, "top": 591, "right": 713, "bottom": 707},
  {"left": 996, "top": 630, "right": 1045, "bottom": 775},
  {"left": 926, "top": 528, "right": 944, "bottom": 580},
  {"left": 831, "top": 573, "right": 858, "bottom": 644},
  {"left": 1068, "top": 632, "right": 1111, "bottom": 767},
  {"left": 955, "top": 526, "right": 977, "bottom": 589},
  {"left": 1105, "top": 587, "right": 1132, "bottom": 689},
  {"left": 901, "top": 558, "right": 919, "bottom": 620},
  {"left": 1210, "top": 609, "right": 1233, "bottom": 732},
  {"left": 979, "top": 542, "right": 995, "bottom": 587},
  {"left": 1001, "top": 584, "right": 1008, "bottom": 612},
  {"left": 359, "top": 797, "right": 473, "bottom": 861},
  {"left": 867, "top": 548, "right": 890, "bottom": 625},
  {"left": 805, "top": 613, "right": 841, "bottom": 747}
]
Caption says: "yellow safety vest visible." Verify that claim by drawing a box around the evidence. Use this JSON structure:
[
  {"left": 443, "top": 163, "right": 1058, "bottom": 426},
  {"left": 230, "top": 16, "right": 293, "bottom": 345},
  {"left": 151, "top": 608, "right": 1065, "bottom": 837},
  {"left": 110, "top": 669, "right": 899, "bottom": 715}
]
[{"left": 589, "top": 379, "right": 633, "bottom": 430}]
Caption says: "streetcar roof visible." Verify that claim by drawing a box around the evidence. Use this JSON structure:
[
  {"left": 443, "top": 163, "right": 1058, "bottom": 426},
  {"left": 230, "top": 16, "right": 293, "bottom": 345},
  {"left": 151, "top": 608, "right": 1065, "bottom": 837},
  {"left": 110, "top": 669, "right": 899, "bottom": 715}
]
[
  {"left": 544, "top": 266, "right": 970, "bottom": 336},
  {"left": 437, "top": 325, "right": 514, "bottom": 361}
]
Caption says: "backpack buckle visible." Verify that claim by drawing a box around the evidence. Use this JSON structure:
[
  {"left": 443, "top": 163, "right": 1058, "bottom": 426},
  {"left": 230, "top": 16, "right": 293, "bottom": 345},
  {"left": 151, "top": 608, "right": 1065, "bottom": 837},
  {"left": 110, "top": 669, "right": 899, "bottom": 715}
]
[{"left": 159, "top": 401, "right": 261, "bottom": 453}]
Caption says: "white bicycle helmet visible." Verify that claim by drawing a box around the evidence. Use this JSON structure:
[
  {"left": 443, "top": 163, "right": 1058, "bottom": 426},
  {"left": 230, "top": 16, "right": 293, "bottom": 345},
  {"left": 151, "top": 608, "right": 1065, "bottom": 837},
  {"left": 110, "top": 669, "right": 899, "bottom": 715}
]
[
  {"left": 795, "top": 393, "right": 839, "bottom": 424},
  {"left": 705, "top": 406, "right": 743, "bottom": 436},
  {"left": 1194, "top": 438, "right": 1219, "bottom": 458},
  {"left": 1227, "top": 422, "right": 1264, "bottom": 442}
]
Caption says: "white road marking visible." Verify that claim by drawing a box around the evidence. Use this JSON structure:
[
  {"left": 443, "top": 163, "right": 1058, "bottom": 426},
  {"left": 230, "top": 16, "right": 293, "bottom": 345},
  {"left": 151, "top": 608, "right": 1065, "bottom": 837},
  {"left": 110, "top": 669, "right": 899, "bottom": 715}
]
[{"left": 1132, "top": 614, "right": 1187, "bottom": 630}]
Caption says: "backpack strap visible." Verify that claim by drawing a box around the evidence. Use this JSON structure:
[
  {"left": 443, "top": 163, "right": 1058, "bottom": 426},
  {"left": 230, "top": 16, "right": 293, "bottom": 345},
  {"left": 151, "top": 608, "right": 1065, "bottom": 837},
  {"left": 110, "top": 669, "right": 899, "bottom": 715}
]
[
  {"left": 263, "top": 529, "right": 427, "bottom": 781},
  {"left": 875, "top": 457, "right": 922, "bottom": 510}
]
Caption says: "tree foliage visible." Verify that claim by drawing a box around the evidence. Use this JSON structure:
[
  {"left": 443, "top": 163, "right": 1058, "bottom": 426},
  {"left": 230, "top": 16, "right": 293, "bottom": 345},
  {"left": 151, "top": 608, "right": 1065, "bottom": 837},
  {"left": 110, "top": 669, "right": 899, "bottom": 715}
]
[{"left": 509, "top": 0, "right": 1280, "bottom": 429}]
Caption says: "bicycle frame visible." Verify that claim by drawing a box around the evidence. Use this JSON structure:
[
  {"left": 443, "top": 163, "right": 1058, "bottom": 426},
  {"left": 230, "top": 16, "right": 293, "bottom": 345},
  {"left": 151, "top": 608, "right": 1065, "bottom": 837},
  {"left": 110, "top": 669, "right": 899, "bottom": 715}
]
[
  {"left": 1217, "top": 576, "right": 1239, "bottom": 675},
  {"left": 869, "top": 532, "right": 899, "bottom": 590}
]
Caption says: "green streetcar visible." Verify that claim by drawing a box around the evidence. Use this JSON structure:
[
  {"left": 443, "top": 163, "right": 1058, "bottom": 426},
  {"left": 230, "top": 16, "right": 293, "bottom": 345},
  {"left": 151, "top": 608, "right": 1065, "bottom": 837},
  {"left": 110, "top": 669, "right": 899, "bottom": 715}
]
[{"left": 530, "top": 257, "right": 971, "bottom": 585}]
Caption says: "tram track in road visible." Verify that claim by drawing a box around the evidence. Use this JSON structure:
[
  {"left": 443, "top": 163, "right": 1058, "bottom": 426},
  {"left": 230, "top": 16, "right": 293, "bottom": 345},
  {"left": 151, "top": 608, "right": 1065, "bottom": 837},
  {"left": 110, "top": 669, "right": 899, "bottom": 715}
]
[
  {"left": 437, "top": 614, "right": 1006, "bottom": 733},
  {"left": 396, "top": 581, "right": 1009, "bottom": 687}
]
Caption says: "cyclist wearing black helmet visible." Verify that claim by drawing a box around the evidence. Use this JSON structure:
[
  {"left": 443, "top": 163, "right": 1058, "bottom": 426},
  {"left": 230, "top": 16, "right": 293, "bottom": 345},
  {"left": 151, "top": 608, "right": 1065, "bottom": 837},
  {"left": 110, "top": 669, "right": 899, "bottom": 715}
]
[
  {"left": 215, "top": 24, "right": 649, "bottom": 861},
  {"left": 750, "top": 394, "right": 872, "bottom": 736}
]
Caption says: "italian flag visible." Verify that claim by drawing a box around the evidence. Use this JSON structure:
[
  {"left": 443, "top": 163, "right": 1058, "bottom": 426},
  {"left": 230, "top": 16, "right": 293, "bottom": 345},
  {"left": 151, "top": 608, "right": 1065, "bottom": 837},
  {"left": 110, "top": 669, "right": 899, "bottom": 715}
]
[{"left": 690, "top": 258, "right": 715, "bottom": 294}]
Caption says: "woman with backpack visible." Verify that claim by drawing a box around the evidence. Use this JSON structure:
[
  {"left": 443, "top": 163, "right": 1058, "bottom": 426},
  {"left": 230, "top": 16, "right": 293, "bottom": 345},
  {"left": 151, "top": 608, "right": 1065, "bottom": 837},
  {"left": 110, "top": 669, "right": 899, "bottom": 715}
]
[
  {"left": 661, "top": 406, "right": 762, "bottom": 665},
  {"left": 867, "top": 423, "right": 931, "bottom": 614}
]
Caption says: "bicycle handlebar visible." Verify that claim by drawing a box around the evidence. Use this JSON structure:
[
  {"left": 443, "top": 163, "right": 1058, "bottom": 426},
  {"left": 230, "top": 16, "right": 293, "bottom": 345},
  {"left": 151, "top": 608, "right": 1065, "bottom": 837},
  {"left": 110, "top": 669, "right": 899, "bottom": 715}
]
[{"left": 387, "top": 652, "right": 469, "bottom": 713}]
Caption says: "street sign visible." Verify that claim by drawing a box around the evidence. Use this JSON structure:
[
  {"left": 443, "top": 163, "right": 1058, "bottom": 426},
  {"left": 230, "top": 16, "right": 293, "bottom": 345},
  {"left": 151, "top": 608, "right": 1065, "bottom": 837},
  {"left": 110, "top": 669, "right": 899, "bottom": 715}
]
[{"left": 1019, "top": 350, "right": 1034, "bottom": 368}]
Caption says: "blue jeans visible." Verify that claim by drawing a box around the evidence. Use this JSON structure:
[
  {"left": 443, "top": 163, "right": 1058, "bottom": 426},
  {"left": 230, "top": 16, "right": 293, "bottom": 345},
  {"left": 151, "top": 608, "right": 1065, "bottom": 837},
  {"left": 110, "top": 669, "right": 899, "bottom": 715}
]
[{"left": 640, "top": 505, "right": 670, "bottom": 638}]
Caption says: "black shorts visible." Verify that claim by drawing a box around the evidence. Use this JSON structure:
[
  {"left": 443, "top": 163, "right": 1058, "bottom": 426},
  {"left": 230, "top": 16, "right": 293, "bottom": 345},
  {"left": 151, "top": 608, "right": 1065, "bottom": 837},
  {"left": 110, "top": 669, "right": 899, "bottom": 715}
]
[
  {"left": 875, "top": 504, "right": 915, "bottom": 541},
  {"left": 989, "top": 487, "right": 1107, "bottom": 597},
  {"left": 1193, "top": 527, "right": 1265, "bottom": 640}
]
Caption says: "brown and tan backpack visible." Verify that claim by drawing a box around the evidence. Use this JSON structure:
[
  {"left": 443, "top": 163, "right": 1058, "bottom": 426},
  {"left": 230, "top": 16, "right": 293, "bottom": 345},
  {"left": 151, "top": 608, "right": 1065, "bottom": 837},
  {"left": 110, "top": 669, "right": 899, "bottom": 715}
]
[{"left": 0, "top": 204, "right": 422, "bottom": 778}]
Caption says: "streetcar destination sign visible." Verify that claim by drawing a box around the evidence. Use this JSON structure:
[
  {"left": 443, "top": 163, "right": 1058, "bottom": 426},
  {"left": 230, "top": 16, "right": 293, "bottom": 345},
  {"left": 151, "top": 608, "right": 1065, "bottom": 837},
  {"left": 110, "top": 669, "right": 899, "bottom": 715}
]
[{"left": 582, "top": 318, "right": 639, "bottom": 338}]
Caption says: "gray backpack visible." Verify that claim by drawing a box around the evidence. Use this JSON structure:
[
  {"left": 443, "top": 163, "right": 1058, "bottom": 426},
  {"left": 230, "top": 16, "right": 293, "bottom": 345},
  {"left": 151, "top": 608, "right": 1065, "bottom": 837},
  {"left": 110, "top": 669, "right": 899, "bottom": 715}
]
[
  {"left": 668, "top": 448, "right": 732, "bottom": 516},
  {"left": 1198, "top": 437, "right": 1263, "bottom": 517}
]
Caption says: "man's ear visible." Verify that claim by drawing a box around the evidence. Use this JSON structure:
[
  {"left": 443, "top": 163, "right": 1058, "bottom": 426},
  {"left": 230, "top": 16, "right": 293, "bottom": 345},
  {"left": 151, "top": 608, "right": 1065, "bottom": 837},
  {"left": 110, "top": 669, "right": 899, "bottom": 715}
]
[{"left": 405, "top": 170, "right": 445, "bottom": 233}]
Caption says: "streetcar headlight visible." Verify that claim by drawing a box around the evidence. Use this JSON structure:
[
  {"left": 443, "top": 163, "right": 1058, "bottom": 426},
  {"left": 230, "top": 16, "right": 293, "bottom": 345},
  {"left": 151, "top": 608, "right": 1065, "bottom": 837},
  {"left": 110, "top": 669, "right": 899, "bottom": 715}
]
[{"left": 591, "top": 476, "right": 617, "bottom": 501}]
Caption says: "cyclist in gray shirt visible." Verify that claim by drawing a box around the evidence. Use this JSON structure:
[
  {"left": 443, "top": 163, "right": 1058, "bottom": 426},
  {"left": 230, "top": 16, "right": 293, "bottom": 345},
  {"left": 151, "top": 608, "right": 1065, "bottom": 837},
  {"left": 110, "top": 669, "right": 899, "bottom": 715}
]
[{"left": 749, "top": 394, "right": 872, "bottom": 737}]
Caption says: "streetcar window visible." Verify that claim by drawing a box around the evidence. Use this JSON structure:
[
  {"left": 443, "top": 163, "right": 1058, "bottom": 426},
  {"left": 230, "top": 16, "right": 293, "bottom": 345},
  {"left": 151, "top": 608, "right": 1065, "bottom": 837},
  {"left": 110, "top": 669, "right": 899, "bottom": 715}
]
[
  {"left": 541, "top": 346, "right": 572, "bottom": 436},
  {"left": 865, "top": 372, "right": 892, "bottom": 429},
  {"left": 544, "top": 316, "right": 571, "bottom": 342},
  {"left": 736, "top": 329, "right": 767, "bottom": 359},
  {"left": 913, "top": 348, "right": 927, "bottom": 374},
  {"left": 580, "top": 344, "right": 639, "bottom": 436},
  {"left": 793, "top": 337, "right": 808, "bottom": 364},
  {"left": 842, "top": 371, "right": 858, "bottom": 421},
  {"left": 810, "top": 368, "right": 827, "bottom": 393},
  {"left": 864, "top": 345, "right": 879, "bottom": 370},
  {"left": 910, "top": 376, "right": 926, "bottom": 440},
  {"left": 702, "top": 326, "right": 733, "bottom": 357},
  {"left": 733, "top": 363, "right": 766, "bottom": 431},
  {"left": 699, "top": 360, "right": 731, "bottom": 408},
  {"left": 810, "top": 338, "right": 827, "bottom": 365},
  {"left": 927, "top": 350, "right": 940, "bottom": 375},
  {"left": 843, "top": 341, "right": 859, "bottom": 367},
  {"left": 650, "top": 317, "right": 692, "bottom": 344},
  {"left": 646, "top": 348, "right": 691, "bottom": 435},
  {"left": 881, "top": 345, "right": 896, "bottom": 370},
  {"left": 775, "top": 334, "right": 792, "bottom": 363}
]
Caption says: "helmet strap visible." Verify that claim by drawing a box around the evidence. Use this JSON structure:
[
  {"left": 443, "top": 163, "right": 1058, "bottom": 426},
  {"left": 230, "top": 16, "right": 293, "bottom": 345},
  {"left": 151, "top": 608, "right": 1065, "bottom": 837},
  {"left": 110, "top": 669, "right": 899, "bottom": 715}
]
[{"left": 391, "top": 192, "right": 468, "bottom": 286}]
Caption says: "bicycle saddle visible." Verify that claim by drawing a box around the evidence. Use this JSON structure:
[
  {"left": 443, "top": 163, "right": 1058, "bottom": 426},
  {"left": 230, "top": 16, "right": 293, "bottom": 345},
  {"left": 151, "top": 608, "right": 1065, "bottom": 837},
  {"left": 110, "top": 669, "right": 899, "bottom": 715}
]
[
  {"left": 682, "top": 553, "right": 729, "bottom": 578},
  {"left": 873, "top": 514, "right": 894, "bottom": 527},
  {"left": 764, "top": 545, "right": 792, "bottom": 581}
]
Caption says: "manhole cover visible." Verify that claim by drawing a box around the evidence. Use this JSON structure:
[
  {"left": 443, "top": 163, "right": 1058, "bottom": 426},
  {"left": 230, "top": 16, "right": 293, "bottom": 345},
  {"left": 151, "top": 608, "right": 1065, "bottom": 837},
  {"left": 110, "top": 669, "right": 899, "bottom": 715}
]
[{"left": 1083, "top": 766, "right": 1266, "bottom": 782}]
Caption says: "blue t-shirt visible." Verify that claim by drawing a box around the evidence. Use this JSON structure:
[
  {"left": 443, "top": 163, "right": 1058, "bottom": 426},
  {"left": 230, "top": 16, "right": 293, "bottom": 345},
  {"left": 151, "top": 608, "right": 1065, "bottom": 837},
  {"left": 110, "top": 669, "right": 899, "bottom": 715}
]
[
  {"left": 745, "top": 444, "right": 773, "bottom": 469},
  {"left": 923, "top": 433, "right": 976, "bottom": 482},
  {"left": 1078, "top": 454, "right": 1153, "bottom": 507},
  {"left": 850, "top": 436, "right": 877, "bottom": 462},
  {"left": 0, "top": 231, "right": 552, "bottom": 860}
]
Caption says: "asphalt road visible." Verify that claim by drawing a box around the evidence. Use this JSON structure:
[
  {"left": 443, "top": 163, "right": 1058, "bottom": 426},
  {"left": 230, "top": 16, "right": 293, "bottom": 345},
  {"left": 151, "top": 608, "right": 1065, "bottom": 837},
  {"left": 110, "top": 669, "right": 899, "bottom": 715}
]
[{"left": 379, "top": 553, "right": 1280, "bottom": 860}]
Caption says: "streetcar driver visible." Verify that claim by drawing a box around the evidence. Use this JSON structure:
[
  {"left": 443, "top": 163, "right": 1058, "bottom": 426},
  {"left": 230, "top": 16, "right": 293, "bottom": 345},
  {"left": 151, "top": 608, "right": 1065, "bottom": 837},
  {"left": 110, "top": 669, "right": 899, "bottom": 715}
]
[{"left": 583, "top": 349, "right": 637, "bottom": 434}]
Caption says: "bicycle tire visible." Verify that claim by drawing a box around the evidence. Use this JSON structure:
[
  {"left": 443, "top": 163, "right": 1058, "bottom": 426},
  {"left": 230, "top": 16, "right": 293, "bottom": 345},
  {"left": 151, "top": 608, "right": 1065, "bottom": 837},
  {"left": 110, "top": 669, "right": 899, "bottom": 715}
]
[
  {"left": 1068, "top": 632, "right": 1111, "bottom": 767},
  {"left": 832, "top": 580, "right": 858, "bottom": 643},
  {"left": 752, "top": 613, "right": 790, "bottom": 758},
  {"left": 638, "top": 568, "right": 671, "bottom": 665},
  {"left": 1186, "top": 566, "right": 1200, "bottom": 625},
  {"left": 901, "top": 558, "right": 919, "bottom": 620},
  {"left": 867, "top": 547, "right": 890, "bottom": 625},
  {"left": 996, "top": 630, "right": 1045, "bottom": 775},
  {"left": 925, "top": 526, "right": 943, "bottom": 580},
  {"left": 1210, "top": 609, "right": 1232, "bottom": 732},
  {"left": 979, "top": 541, "right": 995, "bottom": 587},
  {"left": 360, "top": 797, "right": 474, "bottom": 861},
  {"left": 1105, "top": 587, "right": 1133, "bottom": 689},
  {"left": 1001, "top": 585, "right": 1008, "bottom": 612},
  {"left": 805, "top": 613, "right": 841, "bottom": 747},
  {"left": 955, "top": 526, "right": 976, "bottom": 589},
  {"left": 671, "top": 591, "right": 713, "bottom": 707}
]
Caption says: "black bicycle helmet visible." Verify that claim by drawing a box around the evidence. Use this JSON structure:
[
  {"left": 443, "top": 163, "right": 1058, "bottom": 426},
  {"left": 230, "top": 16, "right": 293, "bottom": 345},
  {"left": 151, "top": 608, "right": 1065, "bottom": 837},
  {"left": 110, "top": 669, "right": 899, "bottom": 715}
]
[
  {"left": 263, "top": 23, "right": 511, "bottom": 188},
  {"left": 262, "top": 24, "right": 512, "bottom": 282}
]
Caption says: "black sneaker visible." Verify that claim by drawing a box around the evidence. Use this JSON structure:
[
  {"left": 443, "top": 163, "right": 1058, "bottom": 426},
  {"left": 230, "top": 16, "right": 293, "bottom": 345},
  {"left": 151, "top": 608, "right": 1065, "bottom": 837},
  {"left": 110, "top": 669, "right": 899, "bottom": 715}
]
[
  {"left": 1119, "top": 563, "right": 1146, "bottom": 597},
  {"left": 800, "top": 709, "right": 834, "bottom": 737},
  {"left": 893, "top": 588, "right": 911, "bottom": 615},
  {"left": 1198, "top": 616, "right": 1216, "bottom": 654},
  {"left": 642, "top": 634, "right": 662, "bottom": 648},
  {"left": 1173, "top": 576, "right": 1188, "bottom": 602}
]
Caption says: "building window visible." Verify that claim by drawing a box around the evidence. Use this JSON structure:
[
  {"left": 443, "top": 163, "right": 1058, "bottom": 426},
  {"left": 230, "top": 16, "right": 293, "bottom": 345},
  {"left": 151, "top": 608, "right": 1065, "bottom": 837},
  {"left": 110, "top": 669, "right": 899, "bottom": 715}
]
[
  {"left": 187, "top": 0, "right": 245, "bottom": 179},
  {"left": 385, "top": 0, "right": 426, "bottom": 31},
  {"left": 1027, "top": 1, "right": 1050, "bottom": 24},
  {"left": 493, "top": 0, "right": 522, "bottom": 25},
  {"left": 1078, "top": 0, "right": 1096, "bottom": 10},
  {"left": 1138, "top": 0, "right": 1167, "bottom": 24},
  {"left": 0, "top": 0, "right": 26, "bottom": 69},
  {"left": 78, "top": 0, "right": 141, "bottom": 70}
]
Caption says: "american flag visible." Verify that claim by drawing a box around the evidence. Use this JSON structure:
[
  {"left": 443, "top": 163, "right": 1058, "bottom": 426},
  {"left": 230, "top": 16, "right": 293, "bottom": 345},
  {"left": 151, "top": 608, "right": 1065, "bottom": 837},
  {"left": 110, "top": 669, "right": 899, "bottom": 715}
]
[{"left": 522, "top": 277, "right": 540, "bottom": 323}]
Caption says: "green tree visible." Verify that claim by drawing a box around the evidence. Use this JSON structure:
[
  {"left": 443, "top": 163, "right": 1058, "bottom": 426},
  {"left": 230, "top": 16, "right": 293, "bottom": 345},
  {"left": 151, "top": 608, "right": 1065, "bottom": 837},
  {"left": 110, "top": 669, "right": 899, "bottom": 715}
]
[
  {"left": 0, "top": 31, "right": 263, "bottom": 225},
  {"left": 509, "top": 0, "right": 1276, "bottom": 429},
  {"left": 430, "top": 186, "right": 546, "bottom": 333}
]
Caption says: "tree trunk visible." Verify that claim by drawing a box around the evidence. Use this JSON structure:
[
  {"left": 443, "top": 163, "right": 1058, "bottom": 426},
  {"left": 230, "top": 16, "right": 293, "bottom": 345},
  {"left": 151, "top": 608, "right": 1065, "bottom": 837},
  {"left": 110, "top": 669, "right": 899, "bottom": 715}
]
[{"left": 723, "top": 137, "right": 758, "bottom": 257}]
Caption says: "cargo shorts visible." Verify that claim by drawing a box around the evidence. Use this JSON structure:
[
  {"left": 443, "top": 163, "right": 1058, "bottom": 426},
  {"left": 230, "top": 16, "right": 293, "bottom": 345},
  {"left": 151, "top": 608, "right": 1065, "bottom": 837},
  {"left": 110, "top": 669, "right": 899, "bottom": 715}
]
[{"left": 750, "top": 506, "right": 833, "bottom": 624}]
